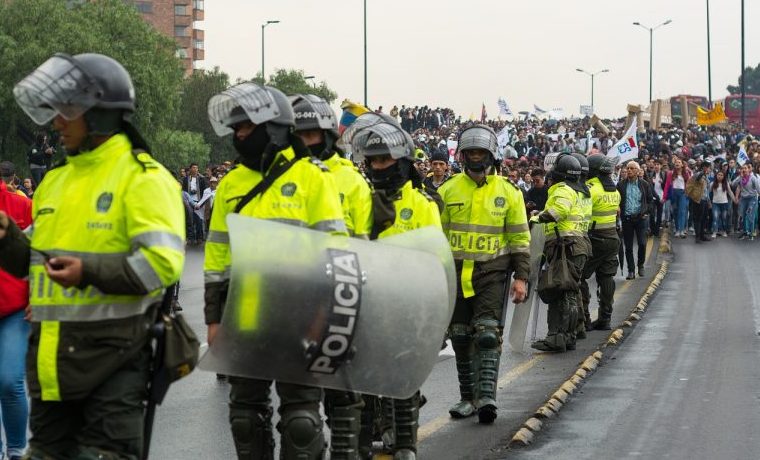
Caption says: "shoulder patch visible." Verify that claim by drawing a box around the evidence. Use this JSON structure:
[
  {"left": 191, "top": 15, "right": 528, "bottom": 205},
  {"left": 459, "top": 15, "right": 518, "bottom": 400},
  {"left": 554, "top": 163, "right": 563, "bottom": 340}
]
[
  {"left": 308, "top": 157, "right": 330, "bottom": 173},
  {"left": 131, "top": 149, "right": 159, "bottom": 171}
]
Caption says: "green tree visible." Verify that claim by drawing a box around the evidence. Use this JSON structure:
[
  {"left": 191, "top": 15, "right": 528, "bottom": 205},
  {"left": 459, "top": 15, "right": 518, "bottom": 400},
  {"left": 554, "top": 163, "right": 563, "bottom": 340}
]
[
  {"left": 252, "top": 69, "right": 338, "bottom": 103},
  {"left": 151, "top": 129, "right": 210, "bottom": 174},
  {"left": 176, "top": 67, "right": 237, "bottom": 164},
  {"left": 0, "top": 0, "right": 185, "bottom": 170},
  {"left": 727, "top": 63, "right": 760, "bottom": 95}
]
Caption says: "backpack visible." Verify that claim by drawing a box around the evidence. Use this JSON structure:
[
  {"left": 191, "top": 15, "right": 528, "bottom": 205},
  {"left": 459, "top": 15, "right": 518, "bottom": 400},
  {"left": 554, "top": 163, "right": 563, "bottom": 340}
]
[{"left": 685, "top": 174, "right": 705, "bottom": 202}]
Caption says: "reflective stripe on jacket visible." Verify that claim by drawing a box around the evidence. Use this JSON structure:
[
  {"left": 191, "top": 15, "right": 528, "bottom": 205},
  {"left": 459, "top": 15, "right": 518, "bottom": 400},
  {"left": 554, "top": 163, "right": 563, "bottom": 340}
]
[
  {"left": 439, "top": 173, "right": 530, "bottom": 297},
  {"left": 544, "top": 182, "right": 586, "bottom": 239},
  {"left": 587, "top": 177, "right": 620, "bottom": 230}
]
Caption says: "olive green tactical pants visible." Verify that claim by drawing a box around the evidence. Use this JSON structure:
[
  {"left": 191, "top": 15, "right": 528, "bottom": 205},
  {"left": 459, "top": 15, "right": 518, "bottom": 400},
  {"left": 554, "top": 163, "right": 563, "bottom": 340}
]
[
  {"left": 28, "top": 346, "right": 151, "bottom": 460},
  {"left": 546, "top": 254, "right": 587, "bottom": 348},
  {"left": 580, "top": 236, "right": 619, "bottom": 322}
]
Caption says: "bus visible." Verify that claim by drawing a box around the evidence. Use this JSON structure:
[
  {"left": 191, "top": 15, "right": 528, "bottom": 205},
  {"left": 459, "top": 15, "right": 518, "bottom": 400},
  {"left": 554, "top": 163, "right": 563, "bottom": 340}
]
[
  {"left": 670, "top": 95, "right": 709, "bottom": 122},
  {"left": 724, "top": 94, "right": 760, "bottom": 135}
]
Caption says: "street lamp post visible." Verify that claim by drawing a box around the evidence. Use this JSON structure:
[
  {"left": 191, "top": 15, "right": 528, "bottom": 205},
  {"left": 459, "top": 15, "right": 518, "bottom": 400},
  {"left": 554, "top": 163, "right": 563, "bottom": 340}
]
[
  {"left": 363, "top": 0, "right": 368, "bottom": 106},
  {"left": 576, "top": 68, "right": 609, "bottom": 114},
  {"left": 261, "top": 20, "right": 280, "bottom": 83},
  {"left": 741, "top": 0, "right": 746, "bottom": 128},
  {"left": 706, "top": 0, "right": 712, "bottom": 105},
  {"left": 633, "top": 19, "right": 672, "bottom": 103}
]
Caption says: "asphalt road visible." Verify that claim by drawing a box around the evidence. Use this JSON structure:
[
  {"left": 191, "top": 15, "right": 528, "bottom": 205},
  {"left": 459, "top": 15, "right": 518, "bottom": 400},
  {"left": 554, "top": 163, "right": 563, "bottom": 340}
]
[
  {"left": 504, "top": 236, "right": 760, "bottom": 460},
  {"left": 150, "top": 239, "right": 661, "bottom": 459}
]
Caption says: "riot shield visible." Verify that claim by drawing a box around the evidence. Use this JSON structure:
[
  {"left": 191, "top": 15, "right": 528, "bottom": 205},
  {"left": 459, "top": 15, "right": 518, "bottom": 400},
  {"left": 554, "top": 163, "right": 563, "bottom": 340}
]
[
  {"left": 508, "top": 224, "right": 546, "bottom": 351},
  {"left": 199, "top": 215, "right": 455, "bottom": 399}
]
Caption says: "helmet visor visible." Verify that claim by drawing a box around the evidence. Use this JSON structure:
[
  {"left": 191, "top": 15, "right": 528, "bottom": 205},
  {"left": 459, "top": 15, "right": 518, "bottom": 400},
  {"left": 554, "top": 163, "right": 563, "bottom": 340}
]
[
  {"left": 14, "top": 54, "right": 102, "bottom": 125},
  {"left": 207, "top": 83, "right": 281, "bottom": 136},
  {"left": 351, "top": 123, "right": 413, "bottom": 162}
]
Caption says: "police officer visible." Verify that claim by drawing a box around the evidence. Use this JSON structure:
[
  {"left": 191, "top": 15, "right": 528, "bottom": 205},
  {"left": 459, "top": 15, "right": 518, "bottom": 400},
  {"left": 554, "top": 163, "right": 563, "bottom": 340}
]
[
  {"left": 291, "top": 93, "right": 372, "bottom": 459},
  {"left": 569, "top": 152, "right": 592, "bottom": 336},
  {"left": 583, "top": 154, "right": 621, "bottom": 330},
  {"left": 347, "top": 115, "right": 442, "bottom": 459},
  {"left": 205, "top": 82, "right": 347, "bottom": 459},
  {"left": 1, "top": 53, "right": 185, "bottom": 459},
  {"left": 438, "top": 125, "right": 530, "bottom": 424},
  {"left": 530, "top": 154, "right": 591, "bottom": 353}
]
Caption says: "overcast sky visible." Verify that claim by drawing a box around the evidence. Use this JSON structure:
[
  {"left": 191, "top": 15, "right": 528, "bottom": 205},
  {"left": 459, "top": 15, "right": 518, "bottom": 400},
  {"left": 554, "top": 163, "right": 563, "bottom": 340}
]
[{"left": 199, "top": 0, "right": 759, "bottom": 119}]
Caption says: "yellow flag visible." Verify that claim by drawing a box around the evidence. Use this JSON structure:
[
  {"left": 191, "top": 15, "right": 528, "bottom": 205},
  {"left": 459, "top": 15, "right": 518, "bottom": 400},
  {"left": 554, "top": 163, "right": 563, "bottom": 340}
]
[{"left": 696, "top": 102, "right": 728, "bottom": 126}]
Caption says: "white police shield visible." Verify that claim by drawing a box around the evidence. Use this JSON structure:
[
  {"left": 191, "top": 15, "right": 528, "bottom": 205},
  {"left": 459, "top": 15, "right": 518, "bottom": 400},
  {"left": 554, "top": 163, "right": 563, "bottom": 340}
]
[
  {"left": 198, "top": 215, "right": 455, "bottom": 398},
  {"left": 508, "top": 224, "right": 545, "bottom": 351}
]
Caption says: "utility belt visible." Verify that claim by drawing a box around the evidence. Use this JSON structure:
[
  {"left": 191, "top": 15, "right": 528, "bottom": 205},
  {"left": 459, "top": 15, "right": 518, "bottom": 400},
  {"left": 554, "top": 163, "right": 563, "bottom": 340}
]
[{"left": 622, "top": 214, "right": 644, "bottom": 223}]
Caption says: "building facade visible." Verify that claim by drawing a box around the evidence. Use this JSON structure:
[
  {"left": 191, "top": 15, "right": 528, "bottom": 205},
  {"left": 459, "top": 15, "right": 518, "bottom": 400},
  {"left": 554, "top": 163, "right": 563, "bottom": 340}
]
[{"left": 131, "top": 0, "right": 204, "bottom": 74}]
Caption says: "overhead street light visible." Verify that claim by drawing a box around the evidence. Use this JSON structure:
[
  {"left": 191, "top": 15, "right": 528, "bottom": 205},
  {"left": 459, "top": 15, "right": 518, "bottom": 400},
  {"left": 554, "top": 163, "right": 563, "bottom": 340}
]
[
  {"left": 576, "top": 68, "right": 610, "bottom": 114},
  {"left": 633, "top": 19, "right": 673, "bottom": 103},
  {"left": 261, "top": 20, "right": 280, "bottom": 83}
]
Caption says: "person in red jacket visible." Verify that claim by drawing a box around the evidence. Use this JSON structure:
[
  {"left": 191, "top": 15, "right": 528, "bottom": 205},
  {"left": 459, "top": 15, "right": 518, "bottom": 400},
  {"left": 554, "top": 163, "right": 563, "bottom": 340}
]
[{"left": 0, "top": 160, "right": 32, "bottom": 460}]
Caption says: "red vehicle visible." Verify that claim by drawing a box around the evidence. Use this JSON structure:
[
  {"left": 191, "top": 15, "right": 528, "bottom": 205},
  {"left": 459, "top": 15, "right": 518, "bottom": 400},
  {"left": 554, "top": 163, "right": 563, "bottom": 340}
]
[
  {"left": 670, "top": 95, "right": 708, "bottom": 122},
  {"left": 724, "top": 94, "right": 760, "bottom": 135}
]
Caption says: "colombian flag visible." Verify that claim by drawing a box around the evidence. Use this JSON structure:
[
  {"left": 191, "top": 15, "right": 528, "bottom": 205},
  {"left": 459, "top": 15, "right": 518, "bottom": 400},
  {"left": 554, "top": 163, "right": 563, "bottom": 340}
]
[{"left": 339, "top": 99, "right": 370, "bottom": 134}]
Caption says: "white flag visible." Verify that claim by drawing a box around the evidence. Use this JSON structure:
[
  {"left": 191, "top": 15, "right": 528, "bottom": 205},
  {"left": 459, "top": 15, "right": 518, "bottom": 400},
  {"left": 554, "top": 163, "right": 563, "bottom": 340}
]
[
  {"left": 533, "top": 104, "right": 546, "bottom": 114},
  {"left": 738, "top": 147, "right": 750, "bottom": 166},
  {"left": 606, "top": 120, "right": 639, "bottom": 164},
  {"left": 497, "top": 97, "right": 512, "bottom": 116}
]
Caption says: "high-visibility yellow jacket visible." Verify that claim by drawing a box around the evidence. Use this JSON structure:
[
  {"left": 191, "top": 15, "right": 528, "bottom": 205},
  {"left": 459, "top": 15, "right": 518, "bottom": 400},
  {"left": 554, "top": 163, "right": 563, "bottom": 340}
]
[
  {"left": 323, "top": 153, "right": 372, "bottom": 238},
  {"left": 543, "top": 182, "right": 587, "bottom": 238},
  {"left": 27, "top": 133, "right": 185, "bottom": 401},
  {"left": 438, "top": 172, "right": 530, "bottom": 298},
  {"left": 376, "top": 181, "right": 441, "bottom": 240},
  {"left": 203, "top": 147, "right": 346, "bottom": 324},
  {"left": 587, "top": 177, "right": 621, "bottom": 236}
]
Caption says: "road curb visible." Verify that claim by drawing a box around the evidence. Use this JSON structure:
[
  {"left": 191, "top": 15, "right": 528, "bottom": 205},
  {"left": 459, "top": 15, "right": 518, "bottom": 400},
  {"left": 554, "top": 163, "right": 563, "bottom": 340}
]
[{"left": 507, "top": 232, "right": 672, "bottom": 448}]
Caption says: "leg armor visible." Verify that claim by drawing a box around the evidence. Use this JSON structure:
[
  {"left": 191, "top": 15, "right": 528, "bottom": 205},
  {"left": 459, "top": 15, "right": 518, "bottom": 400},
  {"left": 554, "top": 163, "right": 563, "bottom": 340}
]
[
  {"left": 472, "top": 319, "right": 502, "bottom": 424},
  {"left": 325, "top": 391, "right": 363, "bottom": 460},
  {"left": 277, "top": 409, "right": 325, "bottom": 460},
  {"left": 229, "top": 378, "right": 275, "bottom": 460},
  {"left": 447, "top": 323, "right": 475, "bottom": 418},
  {"left": 392, "top": 391, "right": 420, "bottom": 458}
]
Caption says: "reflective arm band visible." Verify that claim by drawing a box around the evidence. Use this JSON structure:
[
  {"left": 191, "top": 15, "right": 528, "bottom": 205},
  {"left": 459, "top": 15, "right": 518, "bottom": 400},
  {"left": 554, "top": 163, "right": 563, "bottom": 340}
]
[
  {"left": 505, "top": 223, "right": 530, "bottom": 233},
  {"left": 310, "top": 219, "right": 347, "bottom": 234},
  {"left": 130, "top": 231, "right": 184, "bottom": 251},
  {"left": 204, "top": 268, "right": 230, "bottom": 284},
  {"left": 206, "top": 230, "right": 230, "bottom": 244},
  {"left": 126, "top": 250, "right": 163, "bottom": 292}
]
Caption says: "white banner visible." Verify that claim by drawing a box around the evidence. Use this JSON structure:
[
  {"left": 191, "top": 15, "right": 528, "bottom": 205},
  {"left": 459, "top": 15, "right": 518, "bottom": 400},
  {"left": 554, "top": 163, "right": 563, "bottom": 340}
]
[
  {"left": 497, "top": 97, "right": 512, "bottom": 116},
  {"left": 579, "top": 105, "right": 593, "bottom": 116},
  {"left": 606, "top": 120, "right": 638, "bottom": 164}
]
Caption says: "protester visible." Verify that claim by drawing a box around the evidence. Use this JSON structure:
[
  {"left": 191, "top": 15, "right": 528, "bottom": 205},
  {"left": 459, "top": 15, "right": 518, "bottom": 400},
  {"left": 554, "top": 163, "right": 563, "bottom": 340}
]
[
  {"left": 710, "top": 170, "right": 735, "bottom": 238},
  {"left": 664, "top": 158, "right": 691, "bottom": 238},
  {"left": 618, "top": 161, "right": 652, "bottom": 279},
  {"left": 0, "top": 160, "right": 32, "bottom": 460},
  {"left": 732, "top": 163, "right": 760, "bottom": 240}
]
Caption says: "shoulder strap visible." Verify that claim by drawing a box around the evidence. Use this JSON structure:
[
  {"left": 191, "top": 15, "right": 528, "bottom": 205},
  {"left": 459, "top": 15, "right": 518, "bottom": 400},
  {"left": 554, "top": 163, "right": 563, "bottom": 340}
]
[{"left": 233, "top": 158, "right": 296, "bottom": 214}]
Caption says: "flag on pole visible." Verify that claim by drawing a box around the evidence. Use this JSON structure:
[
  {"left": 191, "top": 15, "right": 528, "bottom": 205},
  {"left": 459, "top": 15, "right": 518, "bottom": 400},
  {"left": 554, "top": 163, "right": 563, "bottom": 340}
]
[
  {"left": 533, "top": 104, "right": 546, "bottom": 114},
  {"left": 696, "top": 102, "right": 728, "bottom": 126},
  {"left": 737, "top": 147, "right": 750, "bottom": 166},
  {"left": 338, "top": 99, "right": 370, "bottom": 134},
  {"left": 497, "top": 97, "right": 512, "bottom": 116},
  {"left": 481, "top": 103, "right": 488, "bottom": 122},
  {"left": 606, "top": 119, "right": 639, "bottom": 164}
]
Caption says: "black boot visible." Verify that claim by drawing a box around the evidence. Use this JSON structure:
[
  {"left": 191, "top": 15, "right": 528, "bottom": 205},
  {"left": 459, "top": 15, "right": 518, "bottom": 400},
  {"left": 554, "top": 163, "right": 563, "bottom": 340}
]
[
  {"left": 448, "top": 324, "right": 476, "bottom": 418},
  {"left": 393, "top": 392, "right": 420, "bottom": 460}
]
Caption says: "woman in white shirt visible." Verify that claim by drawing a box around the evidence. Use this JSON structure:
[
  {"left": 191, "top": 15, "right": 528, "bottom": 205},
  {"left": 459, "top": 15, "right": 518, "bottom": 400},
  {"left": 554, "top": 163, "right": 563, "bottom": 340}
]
[{"left": 710, "top": 171, "right": 736, "bottom": 237}]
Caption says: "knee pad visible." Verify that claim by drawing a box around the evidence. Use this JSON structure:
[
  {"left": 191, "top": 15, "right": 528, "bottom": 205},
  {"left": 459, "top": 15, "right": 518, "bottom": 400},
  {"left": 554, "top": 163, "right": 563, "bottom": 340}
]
[
  {"left": 448, "top": 323, "right": 472, "bottom": 347},
  {"left": 278, "top": 409, "right": 325, "bottom": 459},
  {"left": 229, "top": 407, "right": 274, "bottom": 460},
  {"left": 472, "top": 319, "right": 500, "bottom": 350}
]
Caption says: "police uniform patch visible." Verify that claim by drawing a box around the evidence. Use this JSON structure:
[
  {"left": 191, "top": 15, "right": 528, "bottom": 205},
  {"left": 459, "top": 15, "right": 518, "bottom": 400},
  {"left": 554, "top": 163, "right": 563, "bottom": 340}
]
[
  {"left": 494, "top": 196, "right": 506, "bottom": 208},
  {"left": 400, "top": 208, "right": 413, "bottom": 220},
  {"left": 281, "top": 182, "right": 297, "bottom": 197},
  {"left": 96, "top": 192, "right": 113, "bottom": 213}
]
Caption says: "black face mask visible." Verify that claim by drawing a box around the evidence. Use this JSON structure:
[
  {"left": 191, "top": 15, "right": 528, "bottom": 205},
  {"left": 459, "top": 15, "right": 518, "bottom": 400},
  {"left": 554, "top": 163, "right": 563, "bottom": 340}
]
[
  {"left": 368, "top": 160, "right": 409, "bottom": 191},
  {"left": 233, "top": 124, "right": 271, "bottom": 171},
  {"left": 308, "top": 141, "right": 328, "bottom": 159},
  {"left": 463, "top": 152, "right": 494, "bottom": 173}
]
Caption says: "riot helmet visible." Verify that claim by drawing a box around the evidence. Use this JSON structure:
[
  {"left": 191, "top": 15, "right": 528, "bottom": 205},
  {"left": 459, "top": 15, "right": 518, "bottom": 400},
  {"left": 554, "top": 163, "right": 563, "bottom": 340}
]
[
  {"left": 338, "top": 111, "right": 399, "bottom": 157},
  {"left": 349, "top": 119, "right": 417, "bottom": 190},
  {"left": 457, "top": 124, "right": 497, "bottom": 173},
  {"left": 587, "top": 153, "right": 617, "bottom": 176},
  {"left": 14, "top": 53, "right": 147, "bottom": 152},
  {"left": 549, "top": 154, "right": 582, "bottom": 183},
  {"left": 289, "top": 93, "right": 339, "bottom": 160},
  {"left": 570, "top": 152, "right": 589, "bottom": 180},
  {"left": 208, "top": 83, "right": 298, "bottom": 171}
]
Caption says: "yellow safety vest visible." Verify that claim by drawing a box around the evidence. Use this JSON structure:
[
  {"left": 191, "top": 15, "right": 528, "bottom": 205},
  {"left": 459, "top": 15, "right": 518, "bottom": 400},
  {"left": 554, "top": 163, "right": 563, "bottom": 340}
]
[
  {"left": 544, "top": 182, "right": 587, "bottom": 239},
  {"left": 204, "top": 147, "right": 347, "bottom": 285},
  {"left": 586, "top": 177, "right": 621, "bottom": 230},
  {"left": 29, "top": 133, "right": 185, "bottom": 400},
  {"left": 438, "top": 173, "right": 530, "bottom": 297},
  {"left": 323, "top": 153, "right": 373, "bottom": 238},
  {"left": 377, "top": 181, "right": 441, "bottom": 239}
]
